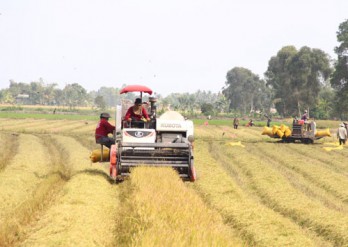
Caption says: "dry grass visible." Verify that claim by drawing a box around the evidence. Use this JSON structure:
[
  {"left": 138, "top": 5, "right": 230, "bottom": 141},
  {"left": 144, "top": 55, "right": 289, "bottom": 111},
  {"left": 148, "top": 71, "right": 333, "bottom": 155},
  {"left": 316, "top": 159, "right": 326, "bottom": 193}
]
[{"left": 116, "top": 167, "right": 243, "bottom": 247}]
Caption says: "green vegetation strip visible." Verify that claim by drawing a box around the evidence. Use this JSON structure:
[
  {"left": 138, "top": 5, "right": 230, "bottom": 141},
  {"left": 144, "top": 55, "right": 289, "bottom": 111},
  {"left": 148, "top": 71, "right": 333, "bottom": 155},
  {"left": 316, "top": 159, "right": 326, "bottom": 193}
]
[{"left": 194, "top": 140, "right": 314, "bottom": 247}]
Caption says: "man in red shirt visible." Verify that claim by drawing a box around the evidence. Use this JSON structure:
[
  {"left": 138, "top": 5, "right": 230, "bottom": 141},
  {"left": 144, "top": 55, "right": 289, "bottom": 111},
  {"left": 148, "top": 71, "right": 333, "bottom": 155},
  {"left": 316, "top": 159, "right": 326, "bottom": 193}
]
[{"left": 95, "top": 112, "right": 115, "bottom": 148}]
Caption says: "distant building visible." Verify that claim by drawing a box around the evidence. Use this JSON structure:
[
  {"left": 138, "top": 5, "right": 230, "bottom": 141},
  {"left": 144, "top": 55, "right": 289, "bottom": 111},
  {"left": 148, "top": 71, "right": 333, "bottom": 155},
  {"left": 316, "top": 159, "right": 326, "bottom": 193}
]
[{"left": 16, "top": 94, "right": 30, "bottom": 104}]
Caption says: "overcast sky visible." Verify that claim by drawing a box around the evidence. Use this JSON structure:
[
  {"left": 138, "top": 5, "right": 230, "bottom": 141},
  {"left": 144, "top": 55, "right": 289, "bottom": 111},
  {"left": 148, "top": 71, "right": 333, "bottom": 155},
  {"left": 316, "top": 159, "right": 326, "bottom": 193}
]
[{"left": 0, "top": 0, "right": 347, "bottom": 96}]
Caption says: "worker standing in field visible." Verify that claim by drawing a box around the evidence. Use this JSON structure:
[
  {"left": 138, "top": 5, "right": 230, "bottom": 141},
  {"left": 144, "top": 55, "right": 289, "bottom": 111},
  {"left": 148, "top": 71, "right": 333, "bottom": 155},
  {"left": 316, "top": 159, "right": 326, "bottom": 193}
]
[
  {"left": 265, "top": 115, "right": 271, "bottom": 127},
  {"left": 337, "top": 123, "right": 348, "bottom": 145},
  {"left": 233, "top": 117, "right": 239, "bottom": 129},
  {"left": 95, "top": 112, "right": 115, "bottom": 148},
  {"left": 301, "top": 110, "right": 309, "bottom": 130}
]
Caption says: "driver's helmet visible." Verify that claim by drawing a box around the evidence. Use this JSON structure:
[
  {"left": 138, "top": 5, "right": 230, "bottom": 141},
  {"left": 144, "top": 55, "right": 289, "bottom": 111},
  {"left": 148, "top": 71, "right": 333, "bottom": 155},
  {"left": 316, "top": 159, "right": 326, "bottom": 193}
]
[{"left": 100, "top": 112, "right": 111, "bottom": 119}]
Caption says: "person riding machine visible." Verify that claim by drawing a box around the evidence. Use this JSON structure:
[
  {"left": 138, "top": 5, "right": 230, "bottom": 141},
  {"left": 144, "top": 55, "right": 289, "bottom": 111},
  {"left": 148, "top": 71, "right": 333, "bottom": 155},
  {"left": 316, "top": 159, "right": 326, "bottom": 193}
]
[{"left": 124, "top": 98, "right": 151, "bottom": 128}]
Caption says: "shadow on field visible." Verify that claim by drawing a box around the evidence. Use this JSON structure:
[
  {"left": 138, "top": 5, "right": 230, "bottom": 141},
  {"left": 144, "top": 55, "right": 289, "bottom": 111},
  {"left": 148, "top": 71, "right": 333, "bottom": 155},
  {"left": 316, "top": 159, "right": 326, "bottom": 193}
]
[
  {"left": 34, "top": 168, "right": 123, "bottom": 184},
  {"left": 73, "top": 168, "right": 117, "bottom": 184}
]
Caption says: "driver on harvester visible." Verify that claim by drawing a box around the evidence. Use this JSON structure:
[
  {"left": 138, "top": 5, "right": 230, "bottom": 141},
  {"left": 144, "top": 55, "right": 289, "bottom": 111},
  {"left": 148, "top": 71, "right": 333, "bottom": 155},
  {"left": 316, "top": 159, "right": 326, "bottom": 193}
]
[{"left": 125, "top": 98, "right": 150, "bottom": 128}]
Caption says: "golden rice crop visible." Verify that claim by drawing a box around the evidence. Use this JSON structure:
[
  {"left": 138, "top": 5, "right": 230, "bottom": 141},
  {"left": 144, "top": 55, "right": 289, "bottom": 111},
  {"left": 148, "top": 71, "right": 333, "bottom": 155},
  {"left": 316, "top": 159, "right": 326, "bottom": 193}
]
[
  {"left": 0, "top": 134, "right": 51, "bottom": 220},
  {"left": 20, "top": 135, "right": 118, "bottom": 247},
  {"left": 253, "top": 142, "right": 348, "bottom": 202},
  {"left": 286, "top": 143, "right": 348, "bottom": 174},
  {"left": 0, "top": 118, "right": 346, "bottom": 246},
  {"left": 245, "top": 143, "right": 348, "bottom": 214},
  {"left": 194, "top": 140, "right": 316, "bottom": 247},
  {"left": 116, "top": 167, "right": 243, "bottom": 247},
  {"left": 0, "top": 119, "right": 96, "bottom": 134},
  {"left": 0, "top": 134, "right": 64, "bottom": 246},
  {"left": 0, "top": 133, "right": 18, "bottom": 171},
  {"left": 0, "top": 118, "right": 39, "bottom": 128},
  {"left": 0, "top": 119, "right": 49, "bottom": 132},
  {"left": 220, "top": 141, "right": 348, "bottom": 246}
]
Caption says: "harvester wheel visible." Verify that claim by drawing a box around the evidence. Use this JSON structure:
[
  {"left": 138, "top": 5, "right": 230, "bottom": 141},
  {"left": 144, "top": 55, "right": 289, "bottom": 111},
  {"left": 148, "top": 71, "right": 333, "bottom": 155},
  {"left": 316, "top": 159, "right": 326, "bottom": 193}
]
[
  {"left": 189, "top": 159, "right": 197, "bottom": 182},
  {"left": 109, "top": 145, "right": 118, "bottom": 180}
]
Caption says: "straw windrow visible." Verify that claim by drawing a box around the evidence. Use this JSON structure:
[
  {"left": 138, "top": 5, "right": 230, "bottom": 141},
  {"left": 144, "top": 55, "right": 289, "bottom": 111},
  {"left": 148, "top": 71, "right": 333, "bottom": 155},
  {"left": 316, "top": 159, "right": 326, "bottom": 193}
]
[
  {"left": 115, "top": 167, "right": 243, "bottom": 247},
  {"left": 0, "top": 133, "right": 18, "bottom": 171},
  {"left": 20, "top": 135, "right": 118, "bottom": 247},
  {"left": 219, "top": 141, "right": 348, "bottom": 246},
  {"left": 194, "top": 140, "right": 315, "bottom": 247}
]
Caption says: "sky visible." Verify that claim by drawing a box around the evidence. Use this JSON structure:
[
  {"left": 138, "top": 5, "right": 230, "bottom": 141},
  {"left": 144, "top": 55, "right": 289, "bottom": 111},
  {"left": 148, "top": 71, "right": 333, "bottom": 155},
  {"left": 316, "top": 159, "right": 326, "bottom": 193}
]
[{"left": 0, "top": 0, "right": 347, "bottom": 96}]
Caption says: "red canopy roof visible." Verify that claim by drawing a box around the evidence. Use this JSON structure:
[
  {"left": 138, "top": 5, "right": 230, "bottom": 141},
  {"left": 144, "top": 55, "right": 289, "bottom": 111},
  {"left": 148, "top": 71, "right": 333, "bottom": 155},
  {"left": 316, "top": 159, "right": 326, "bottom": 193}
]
[{"left": 120, "top": 85, "right": 153, "bottom": 95}]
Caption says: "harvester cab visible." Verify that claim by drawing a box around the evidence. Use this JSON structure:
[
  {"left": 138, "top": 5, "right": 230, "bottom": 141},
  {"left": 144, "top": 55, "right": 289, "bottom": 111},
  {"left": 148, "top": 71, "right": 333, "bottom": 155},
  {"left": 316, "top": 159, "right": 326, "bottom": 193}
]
[{"left": 109, "top": 85, "right": 196, "bottom": 182}]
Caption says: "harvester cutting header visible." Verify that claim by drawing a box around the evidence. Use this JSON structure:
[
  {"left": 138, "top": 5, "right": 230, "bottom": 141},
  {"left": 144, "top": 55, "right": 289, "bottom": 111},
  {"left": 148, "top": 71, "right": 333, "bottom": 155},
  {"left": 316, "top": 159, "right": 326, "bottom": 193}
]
[{"left": 95, "top": 85, "right": 196, "bottom": 182}]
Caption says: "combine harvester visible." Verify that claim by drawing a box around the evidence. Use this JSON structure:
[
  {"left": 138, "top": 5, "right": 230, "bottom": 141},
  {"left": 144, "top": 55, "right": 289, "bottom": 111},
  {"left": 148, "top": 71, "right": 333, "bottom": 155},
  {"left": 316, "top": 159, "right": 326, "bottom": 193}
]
[
  {"left": 262, "top": 120, "right": 331, "bottom": 144},
  {"left": 100, "top": 85, "right": 196, "bottom": 182}
]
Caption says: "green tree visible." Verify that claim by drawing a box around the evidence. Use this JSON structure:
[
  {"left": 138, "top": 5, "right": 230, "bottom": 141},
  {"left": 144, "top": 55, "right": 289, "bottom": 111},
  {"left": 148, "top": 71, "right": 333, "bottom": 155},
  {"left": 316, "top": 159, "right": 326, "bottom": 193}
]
[
  {"left": 311, "top": 85, "right": 335, "bottom": 119},
  {"left": 223, "top": 67, "right": 267, "bottom": 115},
  {"left": 94, "top": 95, "right": 106, "bottom": 110},
  {"left": 200, "top": 103, "right": 214, "bottom": 116},
  {"left": 331, "top": 19, "right": 348, "bottom": 119},
  {"left": 265, "top": 46, "right": 331, "bottom": 117},
  {"left": 62, "top": 83, "right": 88, "bottom": 109},
  {"left": 0, "top": 89, "right": 15, "bottom": 104}
]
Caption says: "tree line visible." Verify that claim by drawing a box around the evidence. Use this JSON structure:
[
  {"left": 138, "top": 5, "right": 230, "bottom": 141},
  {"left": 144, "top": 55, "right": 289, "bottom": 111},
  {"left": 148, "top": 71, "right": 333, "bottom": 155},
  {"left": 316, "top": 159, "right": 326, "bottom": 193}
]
[{"left": 1, "top": 20, "right": 347, "bottom": 119}]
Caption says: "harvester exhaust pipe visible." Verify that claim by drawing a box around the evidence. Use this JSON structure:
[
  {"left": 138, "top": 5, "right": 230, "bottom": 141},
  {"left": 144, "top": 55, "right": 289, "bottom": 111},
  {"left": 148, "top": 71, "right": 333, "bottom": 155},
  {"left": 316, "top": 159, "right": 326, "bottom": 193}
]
[{"left": 149, "top": 97, "right": 157, "bottom": 118}]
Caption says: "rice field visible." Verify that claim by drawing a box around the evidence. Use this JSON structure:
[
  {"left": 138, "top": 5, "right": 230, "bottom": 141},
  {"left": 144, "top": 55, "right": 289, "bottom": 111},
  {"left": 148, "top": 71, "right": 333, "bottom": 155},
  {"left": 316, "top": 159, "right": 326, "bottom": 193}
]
[{"left": 0, "top": 117, "right": 347, "bottom": 246}]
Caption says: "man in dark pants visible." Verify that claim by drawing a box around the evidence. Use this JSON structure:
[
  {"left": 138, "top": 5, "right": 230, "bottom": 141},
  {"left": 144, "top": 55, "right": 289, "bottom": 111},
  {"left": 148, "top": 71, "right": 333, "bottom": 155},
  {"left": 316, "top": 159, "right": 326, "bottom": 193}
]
[
  {"left": 95, "top": 113, "right": 115, "bottom": 148},
  {"left": 337, "top": 123, "right": 348, "bottom": 145},
  {"left": 265, "top": 115, "right": 271, "bottom": 127},
  {"left": 233, "top": 117, "right": 239, "bottom": 129}
]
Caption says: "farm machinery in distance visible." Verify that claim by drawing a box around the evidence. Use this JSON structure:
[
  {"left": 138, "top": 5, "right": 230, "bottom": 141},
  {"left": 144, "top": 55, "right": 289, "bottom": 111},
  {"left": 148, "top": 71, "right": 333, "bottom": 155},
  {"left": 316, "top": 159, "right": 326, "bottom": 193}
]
[{"left": 262, "top": 120, "right": 331, "bottom": 144}]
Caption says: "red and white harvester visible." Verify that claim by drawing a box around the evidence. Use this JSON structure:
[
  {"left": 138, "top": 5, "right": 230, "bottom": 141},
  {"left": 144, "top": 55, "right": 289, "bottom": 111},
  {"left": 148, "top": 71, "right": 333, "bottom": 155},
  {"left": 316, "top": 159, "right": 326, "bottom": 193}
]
[{"left": 109, "top": 85, "right": 196, "bottom": 182}]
